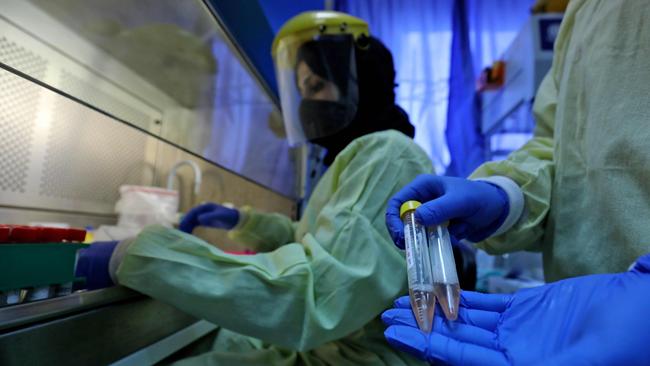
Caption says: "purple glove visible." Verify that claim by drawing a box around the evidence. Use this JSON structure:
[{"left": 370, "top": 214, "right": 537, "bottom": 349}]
[
  {"left": 179, "top": 203, "right": 239, "bottom": 233},
  {"left": 386, "top": 175, "right": 509, "bottom": 248},
  {"left": 75, "top": 241, "right": 118, "bottom": 290},
  {"left": 382, "top": 253, "right": 650, "bottom": 365}
]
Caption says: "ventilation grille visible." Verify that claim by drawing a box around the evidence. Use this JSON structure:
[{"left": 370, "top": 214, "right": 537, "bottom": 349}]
[
  {"left": 0, "top": 36, "right": 47, "bottom": 79},
  {"left": 60, "top": 70, "right": 153, "bottom": 130},
  {"left": 39, "top": 94, "right": 148, "bottom": 203},
  {"left": 0, "top": 69, "right": 40, "bottom": 193}
]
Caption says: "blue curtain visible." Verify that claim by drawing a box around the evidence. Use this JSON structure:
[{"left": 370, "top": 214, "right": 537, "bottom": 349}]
[
  {"left": 336, "top": 0, "right": 534, "bottom": 176},
  {"left": 445, "top": 0, "right": 482, "bottom": 177},
  {"left": 336, "top": 0, "right": 454, "bottom": 173},
  {"left": 447, "top": 0, "right": 534, "bottom": 176}
]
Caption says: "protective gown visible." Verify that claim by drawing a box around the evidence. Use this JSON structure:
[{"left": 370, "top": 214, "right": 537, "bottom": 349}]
[
  {"left": 471, "top": 0, "right": 650, "bottom": 281},
  {"left": 114, "top": 130, "right": 432, "bottom": 365}
]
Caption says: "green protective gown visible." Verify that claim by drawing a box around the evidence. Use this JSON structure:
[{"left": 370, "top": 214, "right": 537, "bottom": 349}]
[
  {"left": 115, "top": 130, "right": 433, "bottom": 365},
  {"left": 471, "top": 0, "right": 650, "bottom": 281}
]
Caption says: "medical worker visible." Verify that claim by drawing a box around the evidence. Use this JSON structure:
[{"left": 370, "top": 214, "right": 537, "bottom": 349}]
[
  {"left": 382, "top": 0, "right": 650, "bottom": 363},
  {"left": 77, "top": 11, "right": 433, "bottom": 365}
]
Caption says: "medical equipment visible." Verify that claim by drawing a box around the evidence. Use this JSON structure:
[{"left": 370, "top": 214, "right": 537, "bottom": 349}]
[
  {"left": 480, "top": 14, "right": 562, "bottom": 161},
  {"left": 428, "top": 223, "right": 460, "bottom": 321},
  {"left": 0, "top": 225, "right": 86, "bottom": 306},
  {"left": 400, "top": 201, "right": 435, "bottom": 333}
]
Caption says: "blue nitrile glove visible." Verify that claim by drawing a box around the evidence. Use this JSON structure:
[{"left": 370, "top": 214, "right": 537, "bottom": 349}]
[
  {"left": 179, "top": 202, "right": 240, "bottom": 233},
  {"left": 382, "top": 253, "right": 650, "bottom": 366},
  {"left": 386, "top": 175, "right": 508, "bottom": 248},
  {"left": 75, "top": 241, "right": 119, "bottom": 290}
]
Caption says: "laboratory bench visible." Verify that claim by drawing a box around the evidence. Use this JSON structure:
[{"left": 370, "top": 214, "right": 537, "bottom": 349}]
[{"left": 0, "top": 286, "right": 218, "bottom": 365}]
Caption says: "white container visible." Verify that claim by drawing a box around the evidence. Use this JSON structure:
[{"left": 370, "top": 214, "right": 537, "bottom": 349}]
[{"left": 115, "top": 185, "right": 179, "bottom": 229}]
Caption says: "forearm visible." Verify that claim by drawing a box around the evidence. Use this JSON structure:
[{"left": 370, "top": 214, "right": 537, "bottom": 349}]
[
  {"left": 228, "top": 206, "right": 296, "bottom": 252},
  {"left": 113, "top": 223, "right": 407, "bottom": 351},
  {"left": 469, "top": 136, "right": 554, "bottom": 253}
]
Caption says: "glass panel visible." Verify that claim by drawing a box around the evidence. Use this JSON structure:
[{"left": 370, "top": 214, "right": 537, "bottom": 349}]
[{"left": 1, "top": 0, "right": 296, "bottom": 196}]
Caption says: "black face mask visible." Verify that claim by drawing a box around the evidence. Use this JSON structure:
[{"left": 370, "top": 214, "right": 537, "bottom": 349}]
[{"left": 298, "top": 99, "right": 357, "bottom": 141}]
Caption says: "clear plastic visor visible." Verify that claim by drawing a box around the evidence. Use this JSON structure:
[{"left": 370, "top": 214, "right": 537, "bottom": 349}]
[{"left": 273, "top": 34, "right": 359, "bottom": 146}]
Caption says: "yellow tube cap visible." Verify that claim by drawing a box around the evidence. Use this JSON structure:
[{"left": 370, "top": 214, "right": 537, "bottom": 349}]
[{"left": 400, "top": 200, "right": 421, "bottom": 219}]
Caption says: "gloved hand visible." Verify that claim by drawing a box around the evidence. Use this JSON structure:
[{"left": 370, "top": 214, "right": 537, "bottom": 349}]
[
  {"left": 75, "top": 241, "right": 119, "bottom": 290},
  {"left": 179, "top": 203, "right": 239, "bottom": 233},
  {"left": 382, "top": 253, "right": 650, "bottom": 365},
  {"left": 385, "top": 175, "right": 508, "bottom": 248}
]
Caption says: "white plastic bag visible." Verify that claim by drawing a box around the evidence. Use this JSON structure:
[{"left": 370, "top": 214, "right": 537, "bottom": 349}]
[{"left": 115, "top": 185, "right": 179, "bottom": 229}]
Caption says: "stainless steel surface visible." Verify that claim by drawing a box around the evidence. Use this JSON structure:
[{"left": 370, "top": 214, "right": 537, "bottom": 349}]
[
  {"left": 0, "top": 293, "right": 198, "bottom": 366},
  {"left": 0, "top": 286, "right": 140, "bottom": 331},
  {"left": 0, "top": 67, "right": 157, "bottom": 214},
  {"left": 1, "top": 6, "right": 165, "bottom": 133},
  {"left": 0, "top": 52, "right": 43, "bottom": 194},
  {"left": 110, "top": 320, "right": 218, "bottom": 366},
  {"left": 0, "top": 286, "right": 143, "bottom": 331},
  {"left": 0, "top": 34, "right": 47, "bottom": 79},
  {"left": 41, "top": 89, "right": 151, "bottom": 204}
]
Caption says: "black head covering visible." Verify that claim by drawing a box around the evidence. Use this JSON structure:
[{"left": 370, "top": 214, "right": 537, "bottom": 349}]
[{"left": 307, "top": 36, "right": 416, "bottom": 165}]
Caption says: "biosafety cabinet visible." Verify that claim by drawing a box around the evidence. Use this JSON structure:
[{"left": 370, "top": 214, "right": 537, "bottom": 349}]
[{"left": 0, "top": 1, "right": 300, "bottom": 364}]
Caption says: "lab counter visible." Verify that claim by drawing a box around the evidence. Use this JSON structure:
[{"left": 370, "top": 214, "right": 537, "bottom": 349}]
[{"left": 0, "top": 286, "right": 217, "bottom": 365}]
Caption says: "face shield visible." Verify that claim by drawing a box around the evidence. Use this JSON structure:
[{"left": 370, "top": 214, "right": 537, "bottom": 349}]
[{"left": 274, "top": 35, "right": 359, "bottom": 146}]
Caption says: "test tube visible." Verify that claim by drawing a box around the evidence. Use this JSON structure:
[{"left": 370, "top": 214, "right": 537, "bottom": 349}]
[
  {"left": 400, "top": 201, "right": 435, "bottom": 333},
  {"left": 428, "top": 223, "right": 461, "bottom": 321}
]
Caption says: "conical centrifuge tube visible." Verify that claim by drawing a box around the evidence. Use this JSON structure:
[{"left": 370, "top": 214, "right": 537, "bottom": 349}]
[
  {"left": 400, "top": 201, "right": 435, "bottom": 333},
  {"left": 428, "top": 223, "right": 460, "bottom": 321}
]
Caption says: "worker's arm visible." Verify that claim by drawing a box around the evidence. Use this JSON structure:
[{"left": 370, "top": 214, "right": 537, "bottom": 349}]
[
  {"left": 384, "top": 73, "right": 557, "bottom": 254},
  {"left": 227, "top": 207, "right": 297, "bottom": 252},
  {"left": 469, "top": 71, "right": 557, "bottom": 253},
  {"left": 179, "top": 202, "right": 296, "bottom": 253},
  {"left": 114, "top": 133, "right": 432, "bottom": 351}
]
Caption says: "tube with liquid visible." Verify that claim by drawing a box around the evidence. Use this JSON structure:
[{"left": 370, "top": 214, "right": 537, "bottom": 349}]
[
  {"left": 428, "top": 223, "right": 461, "bottom": 321},
  {"left": 400, "top": 201, "right": 435, "bottom": 333}
]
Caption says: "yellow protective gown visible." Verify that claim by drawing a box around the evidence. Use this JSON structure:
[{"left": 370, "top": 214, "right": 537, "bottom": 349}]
[
  {"left": 115, "top": 130, "right": 432, "bottom": 365},
  {"left": 471, "top": 0, "right": 650, "bottom": 281}
]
